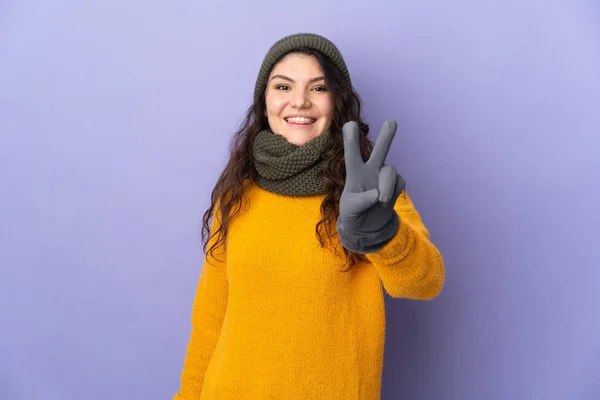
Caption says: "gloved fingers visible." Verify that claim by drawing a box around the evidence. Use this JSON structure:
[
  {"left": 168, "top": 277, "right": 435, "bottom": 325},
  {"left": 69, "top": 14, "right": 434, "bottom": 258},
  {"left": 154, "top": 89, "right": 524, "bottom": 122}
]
[
  {"left": 378, "top": 165, "right": 397, "bottom": 205},
  {"left": 368, "top": 120, "right": 397, "bottom": 169},
  {"left": 342, "top": 121, "right": 362, "bottom": 185},
  {"left": 394, "top": 173, "right": 406, "bottom": 200},
  {"left": 344, "top": 189, "right": 379, "bottom": 215}
]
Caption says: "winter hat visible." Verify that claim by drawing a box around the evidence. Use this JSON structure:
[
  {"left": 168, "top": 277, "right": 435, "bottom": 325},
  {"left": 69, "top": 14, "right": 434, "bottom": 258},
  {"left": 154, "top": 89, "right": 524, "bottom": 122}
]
[{"left": 253, "top": 33, "right": 351, "bottom": 102}]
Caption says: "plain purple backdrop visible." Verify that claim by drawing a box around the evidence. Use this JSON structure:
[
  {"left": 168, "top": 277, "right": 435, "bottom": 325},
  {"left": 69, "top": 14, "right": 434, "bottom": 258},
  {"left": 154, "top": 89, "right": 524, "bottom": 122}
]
[{"left": 1, "top": 1, "right": 599, "bottom": 399}]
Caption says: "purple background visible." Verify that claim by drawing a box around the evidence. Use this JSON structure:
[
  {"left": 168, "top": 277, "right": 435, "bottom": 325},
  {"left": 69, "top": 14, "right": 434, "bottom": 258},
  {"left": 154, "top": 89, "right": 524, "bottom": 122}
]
[{"left": 1, "top": 1, "right": 599, "bottom": 399}]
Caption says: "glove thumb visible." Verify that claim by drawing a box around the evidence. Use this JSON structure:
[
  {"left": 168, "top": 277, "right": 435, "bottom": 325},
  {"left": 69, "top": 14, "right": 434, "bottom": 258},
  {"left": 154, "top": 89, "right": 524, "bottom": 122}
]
[{"left": 345, "top": 189, "right": 380, "bottom": 215}]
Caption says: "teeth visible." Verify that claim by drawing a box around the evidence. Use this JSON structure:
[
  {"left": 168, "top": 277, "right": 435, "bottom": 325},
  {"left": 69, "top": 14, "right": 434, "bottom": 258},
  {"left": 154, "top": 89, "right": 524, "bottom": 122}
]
[{"left": 286, "top": 117, "right": 315, "bottom": 123}]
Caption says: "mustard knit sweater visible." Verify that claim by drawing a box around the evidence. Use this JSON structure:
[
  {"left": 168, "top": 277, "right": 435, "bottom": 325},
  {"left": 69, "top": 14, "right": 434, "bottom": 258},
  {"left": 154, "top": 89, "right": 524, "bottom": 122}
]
[{"left": 174, "top": 183, "right": 444, "bottom": 399}]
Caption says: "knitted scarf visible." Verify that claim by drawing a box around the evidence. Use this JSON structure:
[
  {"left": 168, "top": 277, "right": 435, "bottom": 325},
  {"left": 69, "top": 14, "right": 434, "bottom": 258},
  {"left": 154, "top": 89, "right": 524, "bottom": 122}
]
[{"left": 252, "top": 129, "right": 330, "bottom": 196}]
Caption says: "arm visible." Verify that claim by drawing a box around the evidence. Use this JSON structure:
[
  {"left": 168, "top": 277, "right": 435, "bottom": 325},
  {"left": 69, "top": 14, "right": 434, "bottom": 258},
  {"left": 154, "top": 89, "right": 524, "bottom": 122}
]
[
  {"left": 174, "top": 215, "right": 228, "bottom": 400},
  {"left": 336, "top": 120, "right": 444, "bottom": 300},
  {"left": 366, "top": 190, "right": 444, "bottom": 300}
]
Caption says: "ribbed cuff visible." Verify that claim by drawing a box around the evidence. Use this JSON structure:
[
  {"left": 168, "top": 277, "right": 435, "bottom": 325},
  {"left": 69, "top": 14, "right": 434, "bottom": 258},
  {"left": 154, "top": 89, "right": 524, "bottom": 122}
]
[
  {"left": 366, "top": 220, "right": 413, "bottom": 264},
  {"left": 336, "top": 212, "right": 400, "bottom": 254}
]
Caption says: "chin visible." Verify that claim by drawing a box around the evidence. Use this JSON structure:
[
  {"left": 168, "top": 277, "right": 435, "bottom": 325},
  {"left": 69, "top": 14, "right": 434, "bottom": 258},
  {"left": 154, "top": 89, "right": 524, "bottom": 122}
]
[
  {"left": 284, "top": 133, "right": 318, "bottom": 146},
  {"left": 285, "top": 137, "right": 308, "bottom": 146}
]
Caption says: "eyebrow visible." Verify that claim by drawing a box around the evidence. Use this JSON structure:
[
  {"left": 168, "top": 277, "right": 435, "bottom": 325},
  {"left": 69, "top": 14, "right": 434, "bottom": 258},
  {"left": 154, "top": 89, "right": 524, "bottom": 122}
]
[{"left": 269, "top": 74, "right": 326, "bottom": 83}]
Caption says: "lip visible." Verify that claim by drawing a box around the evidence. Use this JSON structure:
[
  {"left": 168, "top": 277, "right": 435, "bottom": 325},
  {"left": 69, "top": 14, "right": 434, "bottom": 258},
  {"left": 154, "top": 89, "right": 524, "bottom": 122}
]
[
  {"left": 285, "top": 119, "right": 316, "bottom": 128},
  {"left": 285, "top": 114, "right": 317, "bottom": 119},
  {"left": 284, "top": 115, "right": 317, "bottom": 126}
]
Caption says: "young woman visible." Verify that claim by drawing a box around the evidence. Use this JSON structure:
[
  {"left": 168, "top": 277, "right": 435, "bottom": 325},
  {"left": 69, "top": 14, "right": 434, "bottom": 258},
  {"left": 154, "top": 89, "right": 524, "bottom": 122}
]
[{"left": 174, "top": 32, "right": 444, "bottom": 400}]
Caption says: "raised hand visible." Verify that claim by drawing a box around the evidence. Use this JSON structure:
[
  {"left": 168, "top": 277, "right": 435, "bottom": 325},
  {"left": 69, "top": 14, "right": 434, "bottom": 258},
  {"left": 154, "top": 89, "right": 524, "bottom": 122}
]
[{"left": 336, "top": 120, "right": 405, "bottom": 253}]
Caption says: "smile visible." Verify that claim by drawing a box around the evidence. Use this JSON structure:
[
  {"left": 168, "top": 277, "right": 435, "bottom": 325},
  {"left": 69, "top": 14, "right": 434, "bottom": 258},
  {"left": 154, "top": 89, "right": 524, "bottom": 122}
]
[{"left": 284, "top": 117, "right": 316, "bottom": 125}]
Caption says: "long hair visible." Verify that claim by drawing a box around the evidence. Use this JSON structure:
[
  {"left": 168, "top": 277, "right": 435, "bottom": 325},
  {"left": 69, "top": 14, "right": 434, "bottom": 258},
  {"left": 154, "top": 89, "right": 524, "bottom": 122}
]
[{"left": 201, "top": 48, "right": 374, "bottom": 271}]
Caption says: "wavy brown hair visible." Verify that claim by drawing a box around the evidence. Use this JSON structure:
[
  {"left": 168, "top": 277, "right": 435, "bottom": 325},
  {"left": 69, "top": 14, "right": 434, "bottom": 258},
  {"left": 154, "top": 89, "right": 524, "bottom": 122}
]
[{"left": 201, "top": 48, "right": 375, "bottom": 271}]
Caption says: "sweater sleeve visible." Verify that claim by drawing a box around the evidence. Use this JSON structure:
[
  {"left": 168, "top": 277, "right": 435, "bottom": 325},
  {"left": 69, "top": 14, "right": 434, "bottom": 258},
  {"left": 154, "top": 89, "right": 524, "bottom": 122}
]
[
  {"left": 173, "top": 214, "right": 229, "bottom": 400},
  {"left": 365, "top": 190, "right": 445, "bottom": 300}
]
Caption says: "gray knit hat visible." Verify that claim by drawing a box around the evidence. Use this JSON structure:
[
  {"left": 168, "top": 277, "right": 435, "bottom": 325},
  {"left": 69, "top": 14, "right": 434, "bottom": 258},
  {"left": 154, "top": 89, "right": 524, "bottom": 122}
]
[{"left": 253, "top": 33, "right": 352, "bottom": 102}]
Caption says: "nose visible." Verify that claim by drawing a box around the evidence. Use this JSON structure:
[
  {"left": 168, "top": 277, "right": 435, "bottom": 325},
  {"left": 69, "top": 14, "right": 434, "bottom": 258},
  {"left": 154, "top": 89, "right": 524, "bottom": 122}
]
[{"left": 290, "top": 88, "right": 310, "bottom": 108}]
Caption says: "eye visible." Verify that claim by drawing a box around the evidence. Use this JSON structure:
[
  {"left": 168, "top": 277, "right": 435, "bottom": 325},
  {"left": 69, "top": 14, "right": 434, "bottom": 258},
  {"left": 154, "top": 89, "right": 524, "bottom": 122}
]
[
  {"left": 313, "top": 86, "right": 328, "bottom": 92},
  {"left": 276, "top": 84, "right": 290, "bottom": 91}
]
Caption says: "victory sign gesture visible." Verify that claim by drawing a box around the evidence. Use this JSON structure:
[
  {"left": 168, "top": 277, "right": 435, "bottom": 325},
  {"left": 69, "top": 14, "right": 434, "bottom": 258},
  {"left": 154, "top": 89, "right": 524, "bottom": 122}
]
[{"left": 336, "top": 120, "right": 406, "bottom": 253}]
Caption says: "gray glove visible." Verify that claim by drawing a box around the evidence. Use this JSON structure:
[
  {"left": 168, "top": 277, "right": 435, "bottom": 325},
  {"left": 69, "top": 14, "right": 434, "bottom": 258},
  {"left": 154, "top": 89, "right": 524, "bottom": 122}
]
[{"left": 336, "top": 120, "right": 406, "bottom": 253}]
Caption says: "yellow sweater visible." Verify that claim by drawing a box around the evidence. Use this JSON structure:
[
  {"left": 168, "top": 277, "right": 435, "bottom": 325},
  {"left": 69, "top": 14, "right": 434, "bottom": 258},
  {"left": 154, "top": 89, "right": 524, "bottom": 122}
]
[{"left": 174, "top": 183, "right": 444, "bottom": 399}]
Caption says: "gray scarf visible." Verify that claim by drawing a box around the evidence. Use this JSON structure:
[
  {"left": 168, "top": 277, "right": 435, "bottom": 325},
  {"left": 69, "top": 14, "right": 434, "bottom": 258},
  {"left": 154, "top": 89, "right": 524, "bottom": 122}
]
[{"left": 252, "top": 129, "right": 330, "bottom": 196}]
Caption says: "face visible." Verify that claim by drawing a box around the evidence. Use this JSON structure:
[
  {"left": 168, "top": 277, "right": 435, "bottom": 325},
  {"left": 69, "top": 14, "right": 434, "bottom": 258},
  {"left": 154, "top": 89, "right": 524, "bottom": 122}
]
[{"left": 264, "top": 53, "right": 333, "bottom": 146}]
